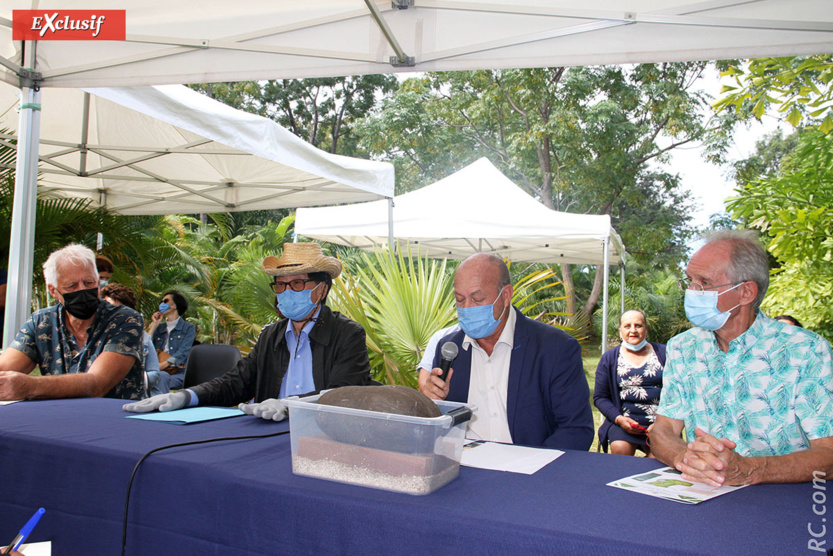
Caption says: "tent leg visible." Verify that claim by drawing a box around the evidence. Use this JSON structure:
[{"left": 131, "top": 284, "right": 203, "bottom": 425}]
[
  {"left": 620, "top": 264, "right": 625, "bottom": 315},
  {"left": 601, "top": 237, "right": 610, "bottom": 353},
  {"left": 4, "top": 84, "right": 42, "bottom": 348},
  {"left": 387, "top": 197, "right": 394, "bottom": 254}
]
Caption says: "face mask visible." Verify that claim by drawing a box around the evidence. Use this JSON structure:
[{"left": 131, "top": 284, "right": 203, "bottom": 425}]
[
  {"left": 158, "top": 302, "right": 171, "bottom": 314},
  {"left": 457, "top": 289, "right": 506, "bottom": 339},
  {"left": 100, "top": 280, "right": 109, "bottom": 287},
  {"left": 62, "top": 287, "right": 100, "bottom": 320},
  {"left": 622, "top": 338, "right": 648, "bottom": 352},
  {"left": 276, "top": 283, "right": 320, "bottom": 322},
  {"left": 684, "top": 283, "right": 742, "bottom": 331}
]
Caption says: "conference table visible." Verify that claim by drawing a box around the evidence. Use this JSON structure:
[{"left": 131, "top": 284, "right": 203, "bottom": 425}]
[{"left": 0, "top": 398, "right": 824, "bottom": 555}]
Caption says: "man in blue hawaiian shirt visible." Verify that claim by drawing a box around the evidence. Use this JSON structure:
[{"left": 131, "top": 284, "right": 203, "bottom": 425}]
[
  {"left": 652, "top": 230, "right": 833, "bottom": 485},
  {"left": 0, "top": 244, "right": 145, "bottom": 401}
]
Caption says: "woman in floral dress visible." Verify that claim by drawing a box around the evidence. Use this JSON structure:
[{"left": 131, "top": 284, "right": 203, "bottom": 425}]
[{"left": 594, "top": 310, "right": 666, "bottom": 456}]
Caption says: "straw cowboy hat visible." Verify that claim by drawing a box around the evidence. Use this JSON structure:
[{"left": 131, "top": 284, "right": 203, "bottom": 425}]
[{"left": 261, "top": 242, "right": 342, "bottom": 279}]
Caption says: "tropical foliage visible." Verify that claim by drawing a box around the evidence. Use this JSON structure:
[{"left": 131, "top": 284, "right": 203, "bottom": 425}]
[
  {"left": 715, "top": 55, "right": 833, "bottom": 133},
  {"left": 330, "top": 248, "right": 456, "bottom": 387},
  {"left": 727, "top": 129, "right": 833, "bottom": 341}
]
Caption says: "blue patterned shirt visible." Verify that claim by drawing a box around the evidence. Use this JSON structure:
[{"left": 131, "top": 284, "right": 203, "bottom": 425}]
[
  {"left": 11, "top": 300, "right": 147, "bottom": 400},
  {"left": 658, "top": 312, "right": 833, "bottom": 457}
]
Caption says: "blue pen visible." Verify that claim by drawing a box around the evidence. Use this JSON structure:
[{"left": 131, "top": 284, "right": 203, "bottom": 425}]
[{"left": 2, "top": 507, "right": 45, "bottom": 555}]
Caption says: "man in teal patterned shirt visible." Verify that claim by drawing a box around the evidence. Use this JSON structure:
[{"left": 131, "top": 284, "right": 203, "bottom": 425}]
[
  {"left": 652, "top": 230, "right": 833, "bottom": 486},
  {"left": 0, "top": 244, "right": 145, "bottom": 401}
]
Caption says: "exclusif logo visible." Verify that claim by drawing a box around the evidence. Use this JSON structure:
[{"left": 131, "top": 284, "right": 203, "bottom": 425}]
[{"left": 12, "top": 10, "right": 126, "bottom": 40}]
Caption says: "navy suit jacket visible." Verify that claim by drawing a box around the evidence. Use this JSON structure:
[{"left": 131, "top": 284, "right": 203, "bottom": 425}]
[{"left": 433, "top": 307, "right": 593, "bottom": 450}]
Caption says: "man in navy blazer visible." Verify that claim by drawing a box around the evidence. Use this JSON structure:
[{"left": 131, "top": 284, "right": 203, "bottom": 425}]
[{"left": 419, "top": 253, "right": 593, "bottom": 450}]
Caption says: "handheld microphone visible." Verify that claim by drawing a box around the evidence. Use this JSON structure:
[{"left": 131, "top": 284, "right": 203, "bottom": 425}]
[{"left": 438, "top": 341, "right": 458, "bottom": 382}]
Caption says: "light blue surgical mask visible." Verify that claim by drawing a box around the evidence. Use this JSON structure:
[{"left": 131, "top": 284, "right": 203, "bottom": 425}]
[
  {"left": 277, "top": 283, "right": 321, "bottom": 322},
  {"left": 99, "top": 280, "right": 109, "bottom": 287},
  {"left": 684, "top": 283, "right": 742, "bottom": 331},
  {"left": 457, "top": 289, "right": 507, "bottom": 339},
  {"left": 622, "top": 338, "right": 648, "bottom": 352},
  {"left": 158, "top": 302, "right": 171, "bottom": 314}
]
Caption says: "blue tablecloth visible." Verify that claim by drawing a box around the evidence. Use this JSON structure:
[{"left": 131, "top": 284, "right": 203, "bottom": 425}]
[{"left": 0, "top": 398, "right": 825, "bottom": 555}]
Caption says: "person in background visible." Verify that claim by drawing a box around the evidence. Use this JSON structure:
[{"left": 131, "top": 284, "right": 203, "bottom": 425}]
[
  {"left": 593, "top": 310, "right": 666, "bottom": 456},
  {"left": 124, "top": 242, "right": 372, "bottom": 421},
  {"left": 147, "top": 290, "right": 196, "bottom": 395},
  {"left": 419, "top": 252, "right": 593, "bottom": 450},
  {"left": 652, "top": 229, "right": 833, "bottom": 485},
  {"left": 0, "top": 244, "right": 145, "bottom": 401},
  {"left": 101, "top": 283, "right": 159, "bottom": 395},
  {"left": 774, "top": 314, "right": 803, "bottom": 328},
  {"left": 96, "top": 255, "right": 114, "bottom": 287},
  {"left": 416, "top": 323, "right": 460, "bottom": 375}
]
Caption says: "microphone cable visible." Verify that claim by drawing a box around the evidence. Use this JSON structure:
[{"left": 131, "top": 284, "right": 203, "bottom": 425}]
[{"left": 120, "top": 429, "right": 291, "bottom": 556}]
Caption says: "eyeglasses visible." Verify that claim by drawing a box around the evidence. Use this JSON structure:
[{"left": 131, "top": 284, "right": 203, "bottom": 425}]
[
  {"left": 270, "top": 279, "right": 316, "bottom": 293},
  {"left": 677, "top": 278, "right": 742, "bottom": 292}
]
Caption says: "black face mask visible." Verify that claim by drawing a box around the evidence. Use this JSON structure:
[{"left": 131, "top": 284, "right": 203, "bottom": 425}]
[{"left": 62, "top": 287, "right": 100, "bottom": 320}]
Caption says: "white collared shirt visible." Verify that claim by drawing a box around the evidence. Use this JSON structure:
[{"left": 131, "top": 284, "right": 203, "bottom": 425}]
[{"left": 463, "top": 307, "right": 516, "bottom": 444}]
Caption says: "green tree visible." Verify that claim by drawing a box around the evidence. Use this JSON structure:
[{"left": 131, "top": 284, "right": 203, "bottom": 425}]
[
  {"left": 731, "top": 129, "right": 800, "bottom": 186},
  {"left": 357, "top": 64, "right": 733, "bottom": 327},
  {"left": 715, "top": 55, "right": 833, "bottom": 133},
  {"left": 192, "top": 75, "right": 398, "bottom": 155},
  {"left": 727, "top": 129, "right": 833, "bottom": 340}
]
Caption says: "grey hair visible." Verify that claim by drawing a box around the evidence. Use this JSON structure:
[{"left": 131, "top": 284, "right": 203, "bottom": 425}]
[
  {"left": 703, "top": 229, "right": 769, "bottom": 309},
  {"left": 43, "top": 244, "right": 98, "bottom": 289}
]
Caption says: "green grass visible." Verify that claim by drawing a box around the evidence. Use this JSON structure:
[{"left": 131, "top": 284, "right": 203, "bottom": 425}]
[{"left": 581, "top": 344, "right": 603, "bottom": 453}]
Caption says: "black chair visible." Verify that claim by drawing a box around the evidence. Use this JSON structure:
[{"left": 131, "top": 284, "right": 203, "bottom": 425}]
[{"left": 182, "top": 344, "right": 242, "bottom": 389}]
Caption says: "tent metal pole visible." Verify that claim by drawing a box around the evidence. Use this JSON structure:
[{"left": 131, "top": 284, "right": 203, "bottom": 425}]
[
  {"left": 4, "top": 44, "right": 41, "bottom": 348},
  {"left": 620, "top": 264, "right": 625, "bottom": 315},
  {"left": 80, "top": 92, "right": 90, "bottom": 175},
  {"left": 601, "top": 237, "right": 610, "bottom": 353},
  {"left": 387, "top": 196, "right": 394, "bottom": 253},
  {"left": 96, "top": 189, "right": 106, "bottom": 251}
]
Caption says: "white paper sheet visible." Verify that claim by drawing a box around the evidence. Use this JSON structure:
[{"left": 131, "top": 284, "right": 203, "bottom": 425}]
[
  {"left": 460, "top": 441, "right": 563, "bottom": 474},
  {"left": 3, "top": 541, "right": 52, "bottom": 555},
  {"left": 607, "top": 466, "right": 747, "bottom": 504}
]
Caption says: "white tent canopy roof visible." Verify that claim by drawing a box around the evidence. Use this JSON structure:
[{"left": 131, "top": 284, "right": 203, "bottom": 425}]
[
  {"left": 296, "top": 158, "right": 626, "bottom": 266},
  {"left": 0, "top": 84, "right": 394, "bottom": 214},
  {"left": 1, "top": 1, "right": 831, "bottom": 88}
]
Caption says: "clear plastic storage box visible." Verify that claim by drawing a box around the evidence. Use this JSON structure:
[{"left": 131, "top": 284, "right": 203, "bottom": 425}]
[{"left": 282, "top": 393, "right": 474, "bottom": 495}]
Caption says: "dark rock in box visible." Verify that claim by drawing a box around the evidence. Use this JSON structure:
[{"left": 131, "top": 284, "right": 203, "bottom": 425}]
[{"left": 315, "top": 385, "right": 443, "bottom": 453}]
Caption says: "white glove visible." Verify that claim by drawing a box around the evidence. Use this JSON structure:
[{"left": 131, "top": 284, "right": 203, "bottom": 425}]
[
  {"left": 123, "top": 391, "right": 190, "bottom": 413},
  {"left": 239, "top": 398, "right": 287, "bottom": 422}
]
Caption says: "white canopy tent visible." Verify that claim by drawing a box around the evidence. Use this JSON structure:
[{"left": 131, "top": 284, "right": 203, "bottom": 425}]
[
  {"left": 0, "top": 84, "right": 394, "bottom": 214},
  {"left": 1, "top": 1, "right": 831, "bottom": 87},
  {"left": 296, "top": 158, "right": 627, "bottom": 348},
  {"left": 0, "top": 83, "right": 394, "bottom": 345}
]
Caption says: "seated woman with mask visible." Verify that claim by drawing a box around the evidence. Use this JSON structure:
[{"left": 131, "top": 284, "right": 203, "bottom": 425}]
[{"left": 593, "top": 310, "right": 666, "bottom": 456}]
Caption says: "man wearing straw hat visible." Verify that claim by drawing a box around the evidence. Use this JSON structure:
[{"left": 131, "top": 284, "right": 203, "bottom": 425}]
[{"left": 124, "top": 242, "right": 372, "bottom": 420}]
